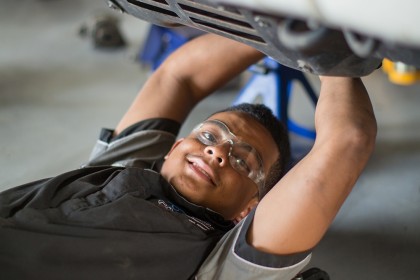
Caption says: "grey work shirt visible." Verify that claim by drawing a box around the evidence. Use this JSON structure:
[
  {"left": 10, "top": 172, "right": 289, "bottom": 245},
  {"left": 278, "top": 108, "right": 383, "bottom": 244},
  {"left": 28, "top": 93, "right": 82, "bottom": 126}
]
[{"left": 0, "top": 118, "right": 311, "bottom": 280}]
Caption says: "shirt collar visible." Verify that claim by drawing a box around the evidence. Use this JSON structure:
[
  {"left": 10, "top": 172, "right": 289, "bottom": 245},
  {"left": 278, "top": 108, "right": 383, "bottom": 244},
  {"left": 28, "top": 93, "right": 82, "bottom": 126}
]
[{"left": 141, "top": 169, "right": 234, "bottom": 232}]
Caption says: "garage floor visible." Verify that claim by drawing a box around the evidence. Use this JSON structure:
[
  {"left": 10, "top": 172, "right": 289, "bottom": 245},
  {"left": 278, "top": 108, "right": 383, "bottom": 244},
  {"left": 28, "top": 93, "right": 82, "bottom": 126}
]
[{"left": 1, "top": 1, "right": 420, "bottom": 279}]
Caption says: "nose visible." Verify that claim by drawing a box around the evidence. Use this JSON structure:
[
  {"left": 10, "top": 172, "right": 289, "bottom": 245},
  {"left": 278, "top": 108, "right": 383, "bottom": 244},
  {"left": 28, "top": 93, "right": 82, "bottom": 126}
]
[{"left": 204, "top": 141, "right": 232, "bottom": 166}]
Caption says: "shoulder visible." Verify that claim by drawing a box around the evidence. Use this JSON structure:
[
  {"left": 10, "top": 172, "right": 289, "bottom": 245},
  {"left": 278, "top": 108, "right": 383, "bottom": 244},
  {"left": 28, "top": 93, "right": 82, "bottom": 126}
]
[{"left": 84, "top": 118, "right": 181, "bottom": 169}]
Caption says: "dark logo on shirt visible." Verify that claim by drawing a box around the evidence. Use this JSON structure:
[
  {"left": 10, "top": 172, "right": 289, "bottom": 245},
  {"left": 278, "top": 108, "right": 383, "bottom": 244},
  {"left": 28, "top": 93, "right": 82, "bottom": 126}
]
[
  {"left": 158, "top": 199, "right": 184, "bottom": 214},
  {"left": 157, "top": 199, "right": 214, "bottom": 232}
]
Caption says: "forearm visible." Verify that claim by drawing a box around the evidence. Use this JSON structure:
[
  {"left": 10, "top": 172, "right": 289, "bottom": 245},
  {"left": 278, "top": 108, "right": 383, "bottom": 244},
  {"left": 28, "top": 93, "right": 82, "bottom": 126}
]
[
  {"left": 315, "top": 77, "right": 377, "bottom": 152},
  {"left": 310, "top": 77, "right": 377, "bottom": 207},
  {"left": 115, "top": 34, "right": 264, "bottom": 134},
  {"left": 161, "top": 33, "right": 265, "bottom": 102}
]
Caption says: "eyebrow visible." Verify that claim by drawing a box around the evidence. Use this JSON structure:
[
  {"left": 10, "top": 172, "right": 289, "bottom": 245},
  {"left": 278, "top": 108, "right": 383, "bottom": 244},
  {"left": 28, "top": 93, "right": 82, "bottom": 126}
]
[
  {"left": 238, "top": 143, "right": 253, "bottom": 153},
  {"left": 211, "top": 119, "right": 231, "bottom": 133}
]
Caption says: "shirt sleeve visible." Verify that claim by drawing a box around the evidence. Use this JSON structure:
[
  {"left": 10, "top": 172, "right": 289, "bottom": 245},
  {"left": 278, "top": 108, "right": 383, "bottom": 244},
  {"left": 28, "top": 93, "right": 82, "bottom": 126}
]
[
  {"left": 82, "top": 118, "right": 181, "bottom": 170},
  {"left": 195, "top": 208, "right": 312, "bottom": 280}
]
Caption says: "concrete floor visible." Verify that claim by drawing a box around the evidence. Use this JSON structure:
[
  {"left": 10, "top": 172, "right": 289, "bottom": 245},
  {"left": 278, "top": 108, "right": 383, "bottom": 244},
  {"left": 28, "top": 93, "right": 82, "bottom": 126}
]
[{"left": 1, "top": 1, "right": 420, "bottom": 279}]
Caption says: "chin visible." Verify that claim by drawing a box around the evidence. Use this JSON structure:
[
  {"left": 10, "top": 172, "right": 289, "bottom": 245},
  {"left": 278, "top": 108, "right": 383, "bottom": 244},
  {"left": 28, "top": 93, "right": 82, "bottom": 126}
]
[{"left": 170, "top": 175, "right": 202, "bottom": 203}]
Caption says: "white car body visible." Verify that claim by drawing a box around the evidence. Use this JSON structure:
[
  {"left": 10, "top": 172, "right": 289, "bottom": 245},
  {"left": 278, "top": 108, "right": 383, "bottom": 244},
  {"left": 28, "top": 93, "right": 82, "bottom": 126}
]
[
  {"left": 110, "top": 0, "right": 420, "bottom": 75},
  {"left": 218, "top": 0, "right": 420, "bottom": 49}
]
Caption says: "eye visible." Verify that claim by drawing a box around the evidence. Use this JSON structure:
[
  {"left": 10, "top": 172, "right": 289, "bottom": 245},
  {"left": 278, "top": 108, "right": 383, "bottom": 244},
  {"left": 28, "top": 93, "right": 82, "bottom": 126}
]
[
  {"left": 199, "top": 131, "right": 217, "bottom": 145},
  {"left": 231, "top": 155, "right": 251, "bottom": 173}
]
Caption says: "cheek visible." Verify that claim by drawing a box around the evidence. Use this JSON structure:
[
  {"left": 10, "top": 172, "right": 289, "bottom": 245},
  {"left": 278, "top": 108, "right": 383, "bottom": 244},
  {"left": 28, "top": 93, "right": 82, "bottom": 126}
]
[
  {"left": 165, "top": 141, "right": 192, "bottom": 164},
  {"left": 161, "top": 152, "right": 184, "bottom": 180},
  {"left": 161, "top": 150, "right": 183, "bottom": 181},
  {"left": 161, "top": 140, "right": 199, "bottom": 180},
  {"left": 220, "top": 176, "right": 256, "bottom": 203}
]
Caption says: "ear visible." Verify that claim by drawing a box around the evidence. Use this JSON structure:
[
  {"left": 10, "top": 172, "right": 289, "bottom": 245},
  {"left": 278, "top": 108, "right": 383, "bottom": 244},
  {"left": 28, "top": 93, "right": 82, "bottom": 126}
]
[
  {"left": 233, "top": 198, "right": 259, "bottom": 224},
  {"left": 164, "top": 138, "right": 184, "bottom": 160}
]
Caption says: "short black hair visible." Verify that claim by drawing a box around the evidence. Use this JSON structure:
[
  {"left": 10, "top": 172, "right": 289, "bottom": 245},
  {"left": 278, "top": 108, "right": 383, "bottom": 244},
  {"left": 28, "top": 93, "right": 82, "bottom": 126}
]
[{"left": 212, "top": 103, "right": 290, "bottom": 199}]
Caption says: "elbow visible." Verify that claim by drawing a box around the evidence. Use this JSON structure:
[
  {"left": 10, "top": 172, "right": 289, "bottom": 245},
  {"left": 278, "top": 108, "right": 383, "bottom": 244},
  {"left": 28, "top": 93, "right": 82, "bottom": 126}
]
[
  {"left": 320, "top": 114, "right": 377, "bottom": 159},
  {"left": 344, "top": 116, "right": 377, "bottom": 157}
]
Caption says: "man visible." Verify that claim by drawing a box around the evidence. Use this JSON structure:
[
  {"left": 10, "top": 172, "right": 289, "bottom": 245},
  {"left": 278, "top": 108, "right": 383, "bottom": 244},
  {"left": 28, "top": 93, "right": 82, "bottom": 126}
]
[{"left": 0, "top": 34, "right": 377, "bottom": 279}]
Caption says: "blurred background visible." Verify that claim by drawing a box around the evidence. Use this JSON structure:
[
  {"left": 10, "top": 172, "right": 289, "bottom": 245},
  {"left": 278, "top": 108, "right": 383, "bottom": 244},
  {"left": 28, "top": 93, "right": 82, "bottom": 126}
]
[{"left": 1, "top": 1, "right": 419, "bottom": 279}]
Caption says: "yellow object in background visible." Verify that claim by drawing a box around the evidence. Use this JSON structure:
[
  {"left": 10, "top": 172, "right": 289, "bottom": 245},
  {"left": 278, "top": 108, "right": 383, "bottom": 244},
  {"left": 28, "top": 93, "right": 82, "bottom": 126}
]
[{"left": 382, "top": 59, "right": 420, "bottom": 85}]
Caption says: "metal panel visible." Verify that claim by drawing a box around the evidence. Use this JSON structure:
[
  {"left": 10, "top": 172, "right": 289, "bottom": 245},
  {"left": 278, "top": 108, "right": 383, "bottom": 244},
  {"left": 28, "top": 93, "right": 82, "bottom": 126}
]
[{"left": 109, "top": 0, "right": 396, "bottom": 76}]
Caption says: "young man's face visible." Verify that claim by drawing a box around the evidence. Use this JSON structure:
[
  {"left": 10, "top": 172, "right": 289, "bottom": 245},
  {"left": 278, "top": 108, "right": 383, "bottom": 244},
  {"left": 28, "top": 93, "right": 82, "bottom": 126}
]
[{"left": 161, "top": 111, "right": 279, "bottom": 221}]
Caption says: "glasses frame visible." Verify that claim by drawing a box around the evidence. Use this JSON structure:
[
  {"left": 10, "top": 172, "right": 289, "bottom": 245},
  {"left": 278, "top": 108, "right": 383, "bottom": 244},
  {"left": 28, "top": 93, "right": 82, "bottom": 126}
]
[{"left": 191, "top": 119, "right": 265, "bottom": 191}]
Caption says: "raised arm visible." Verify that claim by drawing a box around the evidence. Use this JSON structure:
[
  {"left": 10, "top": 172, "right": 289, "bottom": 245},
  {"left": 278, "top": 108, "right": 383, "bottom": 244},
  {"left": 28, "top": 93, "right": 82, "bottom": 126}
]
[
  {"left": 114, "top": 33, "right": 264, "bottom": 135},
  {"left": 248, "top": 76, "right": 377, "bottom": 254}
]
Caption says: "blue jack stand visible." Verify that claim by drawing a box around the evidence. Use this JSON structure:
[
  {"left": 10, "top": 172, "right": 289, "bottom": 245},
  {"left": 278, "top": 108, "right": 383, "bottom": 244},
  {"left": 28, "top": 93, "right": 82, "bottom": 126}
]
[
  {"left": 138, "top": 25, "right": 203, "bottom": 70},
  {"left": 234, "top": 57, "right": 318, "bottom": 162},
  {"left": 234, "top": 57, "right": 318, "bottom": 139},
  {"left": 234, "top": 57, "right": 318, "bottom": 140}
]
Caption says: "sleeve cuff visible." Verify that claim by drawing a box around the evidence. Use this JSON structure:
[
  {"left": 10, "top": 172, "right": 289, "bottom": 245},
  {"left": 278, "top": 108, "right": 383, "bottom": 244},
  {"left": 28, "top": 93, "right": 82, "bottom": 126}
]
[
  {"left": 234, "top": 208, "right": 312, "bottom": 268},
  {"left": 100, "top": 118, "right": 181, "bottom": 143}
]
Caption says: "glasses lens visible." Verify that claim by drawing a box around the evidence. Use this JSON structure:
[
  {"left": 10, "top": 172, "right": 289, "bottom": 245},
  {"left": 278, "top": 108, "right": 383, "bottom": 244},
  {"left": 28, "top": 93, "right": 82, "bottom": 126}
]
[
  {"left": 194, "top": 122, "right": 223, "bottom": 146},
  {"left": 192, "top": 120, "right": 264, "bottom": 187}
]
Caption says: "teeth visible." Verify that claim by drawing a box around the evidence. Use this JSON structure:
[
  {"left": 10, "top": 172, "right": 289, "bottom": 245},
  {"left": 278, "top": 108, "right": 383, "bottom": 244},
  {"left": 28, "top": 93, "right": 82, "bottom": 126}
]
[{"left": 193, "top": 162, "right": 210, "bottom": 178}]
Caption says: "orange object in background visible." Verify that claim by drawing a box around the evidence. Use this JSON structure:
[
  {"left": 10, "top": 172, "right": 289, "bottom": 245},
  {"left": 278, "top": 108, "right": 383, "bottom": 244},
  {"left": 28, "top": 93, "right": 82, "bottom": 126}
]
[{"left": 382, "top": 59, "right": 420, "bottom": 85}]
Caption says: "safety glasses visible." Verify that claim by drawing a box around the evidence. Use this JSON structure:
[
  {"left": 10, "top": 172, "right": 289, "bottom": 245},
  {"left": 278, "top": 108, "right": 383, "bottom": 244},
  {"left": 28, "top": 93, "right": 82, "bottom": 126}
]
[{"left": 191, "top": 119, "right": 265, "bottom": 190}]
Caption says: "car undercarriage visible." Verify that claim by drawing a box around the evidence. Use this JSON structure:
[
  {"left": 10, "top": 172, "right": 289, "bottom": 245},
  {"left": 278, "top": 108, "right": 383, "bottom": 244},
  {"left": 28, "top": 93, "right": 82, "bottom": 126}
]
[{"left": 107, "top": 0, "right": 420, "bottom": 77}]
